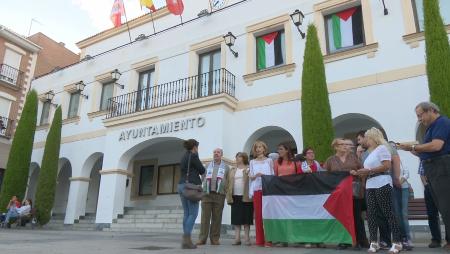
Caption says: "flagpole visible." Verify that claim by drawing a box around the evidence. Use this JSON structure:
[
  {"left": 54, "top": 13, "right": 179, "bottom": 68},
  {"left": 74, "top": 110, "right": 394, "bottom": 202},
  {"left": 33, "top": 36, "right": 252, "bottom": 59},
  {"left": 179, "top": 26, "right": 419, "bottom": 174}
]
[
  {"left": 122, "top": 1, "right": 133, "bottom": 43},
  {"left": 179, "top": 15, "right": 183, "bottom": 25},
  {"left": 150, "top": 11, "right": 156, "bottom": 34}
]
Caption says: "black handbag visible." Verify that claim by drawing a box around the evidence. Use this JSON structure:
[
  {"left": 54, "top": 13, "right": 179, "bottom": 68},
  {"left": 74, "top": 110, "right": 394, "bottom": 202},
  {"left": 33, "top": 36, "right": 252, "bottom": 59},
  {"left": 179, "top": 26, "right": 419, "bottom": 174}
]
[{"left": 182, "top": 153, "right": 204, "bottom": 202}]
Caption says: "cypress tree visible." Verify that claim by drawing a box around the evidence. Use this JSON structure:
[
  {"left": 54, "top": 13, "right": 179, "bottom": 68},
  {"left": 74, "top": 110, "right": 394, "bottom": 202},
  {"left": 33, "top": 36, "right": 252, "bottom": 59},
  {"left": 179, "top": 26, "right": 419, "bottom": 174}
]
[
  {"left": 34, "top": 106, "right": 62, "bottom": 225},
  {"left": 423, "top": 0, "right": 450, "bottom": 116},
  {"left": 301, "top": 24, "right": 335, "bottom": 162},
  {"left": 0, "top": 90, "right": 38, "bottom": 212}
]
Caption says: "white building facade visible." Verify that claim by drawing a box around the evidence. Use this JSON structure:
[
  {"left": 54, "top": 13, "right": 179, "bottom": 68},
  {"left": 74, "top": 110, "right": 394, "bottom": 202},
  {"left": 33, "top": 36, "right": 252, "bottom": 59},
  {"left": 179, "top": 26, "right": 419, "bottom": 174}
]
[{"left": 28, "top": 0, "right": 450, "bottom": 228}]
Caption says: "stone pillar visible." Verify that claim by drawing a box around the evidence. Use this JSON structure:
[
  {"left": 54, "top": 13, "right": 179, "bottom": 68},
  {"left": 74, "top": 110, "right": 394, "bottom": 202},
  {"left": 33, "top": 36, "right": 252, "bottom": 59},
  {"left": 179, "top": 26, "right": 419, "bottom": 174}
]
[
  {"left": 95, "top": 169, "right": 129, "bottom": 228},
  {"left": 64, "top": 177, "right": 90, "bottom": 224}
]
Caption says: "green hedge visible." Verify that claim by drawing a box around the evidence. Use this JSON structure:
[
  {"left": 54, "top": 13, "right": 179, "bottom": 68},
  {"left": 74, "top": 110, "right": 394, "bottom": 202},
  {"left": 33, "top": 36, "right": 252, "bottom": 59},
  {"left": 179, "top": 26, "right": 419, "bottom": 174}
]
[
  {"left": 0, "top": 90, "right": 38, "bottom": 212},
  {"left": 424, "top": 0, "right": 450, "bottom": 116},
  {"left": 301, "top": 24, "right": 335, "bottom": 162},
  {"left": 34, "top": 106, "right": 62, "bottom": 225}
]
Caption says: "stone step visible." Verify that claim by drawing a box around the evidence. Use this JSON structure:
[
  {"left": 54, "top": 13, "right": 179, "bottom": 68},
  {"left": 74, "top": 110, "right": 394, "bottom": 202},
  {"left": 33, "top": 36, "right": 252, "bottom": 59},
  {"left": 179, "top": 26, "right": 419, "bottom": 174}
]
[
  {"left": 122, "top": 213, "right": 182, "bottom": 219},
  {"left": 116, "top": 218, "right": 180, "bottom": 224}
]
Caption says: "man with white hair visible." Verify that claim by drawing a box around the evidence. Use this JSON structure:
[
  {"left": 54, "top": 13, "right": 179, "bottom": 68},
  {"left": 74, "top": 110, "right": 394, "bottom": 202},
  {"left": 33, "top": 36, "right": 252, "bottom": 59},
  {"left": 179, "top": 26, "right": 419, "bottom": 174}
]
[
  {"left": 197, "top": 148, "right": 230, "bottom": 245},
  {"left": 399, "top": 101, "right": 450, "bottom": 250}
]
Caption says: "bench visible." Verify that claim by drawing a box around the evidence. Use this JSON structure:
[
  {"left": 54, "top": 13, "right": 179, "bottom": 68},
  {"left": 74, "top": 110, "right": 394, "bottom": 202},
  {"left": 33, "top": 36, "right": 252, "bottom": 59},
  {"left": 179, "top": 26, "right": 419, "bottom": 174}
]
[{"left": 408, "top": 198, "right": 427, "bottom": 220}]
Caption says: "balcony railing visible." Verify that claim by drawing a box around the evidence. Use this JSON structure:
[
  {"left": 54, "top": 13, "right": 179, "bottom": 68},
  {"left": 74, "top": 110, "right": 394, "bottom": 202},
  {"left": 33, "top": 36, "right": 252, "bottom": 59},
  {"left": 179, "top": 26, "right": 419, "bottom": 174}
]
[
  {"left": 0, "top": 116, "right": 13, "bottom": 138},
  {"left": 0, "top": 64, "right": 24, "bottom": 87},
  {"left": 107, "top": 68, "right": 236, "bottom": 119}
]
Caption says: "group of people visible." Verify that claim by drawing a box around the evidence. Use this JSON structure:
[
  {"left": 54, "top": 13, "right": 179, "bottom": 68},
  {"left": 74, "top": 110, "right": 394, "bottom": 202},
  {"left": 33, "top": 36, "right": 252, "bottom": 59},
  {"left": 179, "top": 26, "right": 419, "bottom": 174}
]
[
  {"left": 177, "top": 101, "right": 450, "bottom": 253},
  {"left": 0, "top": 195, "right": 32, "bottom": 228}
]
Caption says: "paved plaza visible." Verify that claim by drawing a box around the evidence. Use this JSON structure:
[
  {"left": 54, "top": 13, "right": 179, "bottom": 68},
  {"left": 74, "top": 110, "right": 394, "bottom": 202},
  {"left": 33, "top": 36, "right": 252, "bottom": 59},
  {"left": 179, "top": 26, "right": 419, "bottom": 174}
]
[{"left": 0, "top": 229, "right": 448, "bottom": 254}]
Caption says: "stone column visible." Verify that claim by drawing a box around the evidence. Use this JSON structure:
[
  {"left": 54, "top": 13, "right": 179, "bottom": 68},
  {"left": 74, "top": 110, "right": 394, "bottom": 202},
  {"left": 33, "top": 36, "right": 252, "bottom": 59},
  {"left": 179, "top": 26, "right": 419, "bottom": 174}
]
[
  {"left": 64, "top": 177, "right": 90, "bottom": 224},
  {"left": 94, "top": 169, "right": 129, "bottom": 229}
]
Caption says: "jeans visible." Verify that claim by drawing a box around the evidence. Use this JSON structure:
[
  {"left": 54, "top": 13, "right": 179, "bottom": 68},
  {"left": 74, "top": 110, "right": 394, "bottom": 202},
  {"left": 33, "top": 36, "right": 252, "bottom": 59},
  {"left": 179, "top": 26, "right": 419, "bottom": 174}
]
[
  {"left": 5, "top": 207, "right": 19, "bottom": 223},
  {"left": 424, "top": 184, "right": 449, "bottom": 243},
  {"left": 393, "top": 187, "right": 412, "bottom": 241},
  {"left": 178, "top": 183, "right": 199, "bottom": 236}
]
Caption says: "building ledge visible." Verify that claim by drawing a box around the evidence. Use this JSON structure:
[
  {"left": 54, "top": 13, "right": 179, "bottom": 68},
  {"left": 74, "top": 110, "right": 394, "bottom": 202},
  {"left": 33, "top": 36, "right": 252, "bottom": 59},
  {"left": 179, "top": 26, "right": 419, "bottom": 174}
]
[
  {"left": 62, "top": 116, "right": 80, "bottom": 125},
  {"left": 0, "top": 79, "right": 21, "bottom": 91},
  {"left": 403, "top": 25, "right": 450, "bottom": 48},
  {"left": 243, "top": 63, "right": 296, "bottom": 86},
  {"left": 103, "top": 93, "right": 238, "bottom": 128},
  {"left": 324, "top": 43, "right": 379, "bottom": 63},
  {"left": 87, "top": 110, "right": 108, "bottom": 120}
]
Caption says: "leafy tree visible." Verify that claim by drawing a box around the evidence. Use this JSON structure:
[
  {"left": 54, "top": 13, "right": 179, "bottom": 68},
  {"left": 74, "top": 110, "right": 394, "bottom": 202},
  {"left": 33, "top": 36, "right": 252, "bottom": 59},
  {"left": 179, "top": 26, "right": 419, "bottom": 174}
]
[
  {"left": 301, "top": 24, "right": 335, "bottom": 162},
  {"left": 34, "top": 106, "right": 62, "bottom": 225},
  {"left": 423, "top": 0, "right": 450, "bottom": 116},
  {"left": 0, "top": 90, "right": 38, "bottom": 211}
]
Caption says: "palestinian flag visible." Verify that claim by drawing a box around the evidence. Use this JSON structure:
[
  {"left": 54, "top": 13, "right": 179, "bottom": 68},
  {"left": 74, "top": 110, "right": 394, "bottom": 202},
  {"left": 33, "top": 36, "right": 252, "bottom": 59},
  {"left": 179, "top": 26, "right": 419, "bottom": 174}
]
[
  {"left": 262, "top": 172, "right": 355, "bottom": 244},
  {"left": 327, "top": 7, "right": 364, "bottom": 52},
  {"left": 256, "top": 31, "right": 285, "bottom": 71}
]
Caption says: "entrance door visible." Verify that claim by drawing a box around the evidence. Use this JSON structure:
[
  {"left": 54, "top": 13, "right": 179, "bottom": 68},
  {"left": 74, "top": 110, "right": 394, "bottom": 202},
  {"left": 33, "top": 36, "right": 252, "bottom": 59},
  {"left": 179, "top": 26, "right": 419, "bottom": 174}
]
[
  {"left": 198, "top": 50, "right": 221, "bottom": 97},
  {"left": 138, "top": 165, "right": 155, "bottom": 196}
]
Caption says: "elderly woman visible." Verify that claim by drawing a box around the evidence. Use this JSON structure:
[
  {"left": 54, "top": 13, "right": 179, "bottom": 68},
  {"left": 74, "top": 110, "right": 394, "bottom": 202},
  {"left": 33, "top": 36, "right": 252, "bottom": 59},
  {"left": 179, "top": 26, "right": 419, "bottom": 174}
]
[
  {"left": 353, "top": 128, "right": 403, "bottom": 253},
  {"left": 226, "top": 152, "right": 253, "bottom": 246},
  {"left": 299, "top": 147, "right": 323, "bottom": 173},
  {"left": 324, "top": 138, "right": 368, "bottom": 250}
]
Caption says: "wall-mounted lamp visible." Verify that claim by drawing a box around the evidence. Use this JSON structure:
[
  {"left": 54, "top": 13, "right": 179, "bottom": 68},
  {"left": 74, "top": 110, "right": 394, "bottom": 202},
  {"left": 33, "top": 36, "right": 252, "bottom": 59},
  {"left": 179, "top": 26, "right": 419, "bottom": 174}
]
[
  {"left": 381, "top": 0, "right": 388, "bottom": 15},
  {"left": 223, "top": 32, "right": 238, "bottom": 58},
  {"left": 135, "top": 34, "right": 147, "bottom": 41},
  {"left": 197, "top": 9, "right": 210, "bottom": 18},
  {"left": 75, "top": 81, "right": 89, "bottom": 99},
  {"left": 45, "top": 90, "right": 58, "bottom": 107},
  {"left": 111, "top": 69, "right": 124, "bottom": 89},
  {"left": 290, "top": 9, "right": 306, "bottom": 39}
]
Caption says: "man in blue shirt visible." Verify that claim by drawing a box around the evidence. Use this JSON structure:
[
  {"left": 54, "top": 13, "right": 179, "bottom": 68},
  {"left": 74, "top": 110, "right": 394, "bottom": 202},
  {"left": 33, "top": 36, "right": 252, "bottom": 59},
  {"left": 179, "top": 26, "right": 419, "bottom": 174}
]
[{"left": 399, "top": 101, "right": 450, "bottom": 250}]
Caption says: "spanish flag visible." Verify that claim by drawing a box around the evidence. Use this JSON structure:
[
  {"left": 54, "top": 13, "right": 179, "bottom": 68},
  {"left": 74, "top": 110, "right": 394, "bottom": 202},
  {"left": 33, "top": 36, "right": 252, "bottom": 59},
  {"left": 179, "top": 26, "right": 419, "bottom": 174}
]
[{"left": 140, "top": 0, "right": 156, "bottom": 12}]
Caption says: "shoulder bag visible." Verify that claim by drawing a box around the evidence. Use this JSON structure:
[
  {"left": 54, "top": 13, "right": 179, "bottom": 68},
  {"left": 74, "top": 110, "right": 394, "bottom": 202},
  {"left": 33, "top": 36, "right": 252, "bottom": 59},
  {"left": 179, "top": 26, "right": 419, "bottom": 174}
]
[{"left": 182, "top": 153, "right": 204, "bottom": 202}]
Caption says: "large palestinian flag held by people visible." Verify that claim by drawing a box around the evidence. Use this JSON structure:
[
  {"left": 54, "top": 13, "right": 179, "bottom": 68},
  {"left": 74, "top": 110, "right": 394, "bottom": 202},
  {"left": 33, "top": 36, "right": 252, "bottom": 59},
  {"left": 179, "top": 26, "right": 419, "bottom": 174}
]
[{"left": 262, "top": 172, "right": 355, "bottom": 244}]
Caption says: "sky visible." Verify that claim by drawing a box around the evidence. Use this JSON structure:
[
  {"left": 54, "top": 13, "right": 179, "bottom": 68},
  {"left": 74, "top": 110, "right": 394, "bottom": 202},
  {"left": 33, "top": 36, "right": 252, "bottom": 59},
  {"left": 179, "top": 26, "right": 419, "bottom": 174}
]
[{"left": 0, "top": 0, "right": 166, "bottom": 54}]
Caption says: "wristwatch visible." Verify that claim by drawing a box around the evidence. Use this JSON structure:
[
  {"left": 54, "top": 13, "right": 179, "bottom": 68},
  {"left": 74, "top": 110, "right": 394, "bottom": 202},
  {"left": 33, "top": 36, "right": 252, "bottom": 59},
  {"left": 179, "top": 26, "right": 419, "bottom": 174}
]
[{"left": 411, "top": 144, "right": 416, "bottom": 151}]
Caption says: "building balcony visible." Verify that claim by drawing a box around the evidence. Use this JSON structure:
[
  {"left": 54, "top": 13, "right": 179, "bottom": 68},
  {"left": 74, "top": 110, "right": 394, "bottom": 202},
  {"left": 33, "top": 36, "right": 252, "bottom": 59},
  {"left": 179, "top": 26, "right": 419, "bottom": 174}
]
[
  {"left": 0, "top": 116, "right": 13, "bottom": 139},
  {"left": 106, "top": 68, "right": 236, "bottom": 119},
  {"left": 0, "top": 64, "right": 24, "bottom": 88}
]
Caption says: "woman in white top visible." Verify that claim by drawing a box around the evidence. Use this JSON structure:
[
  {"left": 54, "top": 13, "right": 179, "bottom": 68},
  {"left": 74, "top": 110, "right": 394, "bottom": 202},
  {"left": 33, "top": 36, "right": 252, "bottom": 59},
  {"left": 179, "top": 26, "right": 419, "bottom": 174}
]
[
  {"left": 352, "top": 128, "right": 403, "bottom": 254},
  {"left": 226, "top": 152, "right": 253, "bottom": 246},
  {"left": 249, "top": 140, "right": 274, "bottom": 247}
]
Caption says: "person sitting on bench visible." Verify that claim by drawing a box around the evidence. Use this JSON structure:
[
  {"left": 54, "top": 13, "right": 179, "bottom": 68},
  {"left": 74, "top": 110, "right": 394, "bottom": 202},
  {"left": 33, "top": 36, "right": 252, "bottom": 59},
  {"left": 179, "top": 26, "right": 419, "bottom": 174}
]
[{"left": 3, "top": 199, "right": 31, "bottom": 228}]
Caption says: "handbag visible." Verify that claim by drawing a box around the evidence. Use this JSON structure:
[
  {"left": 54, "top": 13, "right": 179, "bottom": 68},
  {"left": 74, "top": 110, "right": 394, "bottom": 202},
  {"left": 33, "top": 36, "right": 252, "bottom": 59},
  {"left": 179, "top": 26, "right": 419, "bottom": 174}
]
[{"left": 182, "top": 153, "right": 204, "bottom": 202}]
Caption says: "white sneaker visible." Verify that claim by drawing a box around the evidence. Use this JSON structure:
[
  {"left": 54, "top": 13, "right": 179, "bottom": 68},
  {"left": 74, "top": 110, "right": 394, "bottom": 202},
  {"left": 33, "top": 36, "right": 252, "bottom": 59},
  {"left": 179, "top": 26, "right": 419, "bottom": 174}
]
[
  {"left": 368, "top": 242, "right": 380, "bottom": 253},
  {"left": 389, "top": 243, "right": 403, "bottom": 254}
]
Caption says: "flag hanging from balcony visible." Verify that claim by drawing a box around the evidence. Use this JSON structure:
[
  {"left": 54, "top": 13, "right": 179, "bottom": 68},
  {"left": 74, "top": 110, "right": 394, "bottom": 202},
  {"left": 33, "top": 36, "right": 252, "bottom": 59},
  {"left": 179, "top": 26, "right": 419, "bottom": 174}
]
[
  {"left": 261, "top": 172, "right": 355, "bottom": 244},
  {"left": 140, "top": 0, "right": 156, "bottom": 12},
  {"left": 327, "top": 7, "right": 363, "bottom": 51},
  {"left": 110, "top": 0, "right": 125, "bottom": 27},
  {"left": 166, "top": 0, "right": 184, "bottom": 15},
  {"left": 256, "top": 32, "right": 284, "bottom": 71}
]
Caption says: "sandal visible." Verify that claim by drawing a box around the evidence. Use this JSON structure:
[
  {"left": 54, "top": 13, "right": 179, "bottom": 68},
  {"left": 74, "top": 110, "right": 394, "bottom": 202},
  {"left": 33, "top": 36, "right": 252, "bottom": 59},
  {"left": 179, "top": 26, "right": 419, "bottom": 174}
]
[
  {"left": 232, "top": 241, "right": 241, "bottom": 246},
  {"left": 388, "top": 243, "right": 402, "bottom": 254}
]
